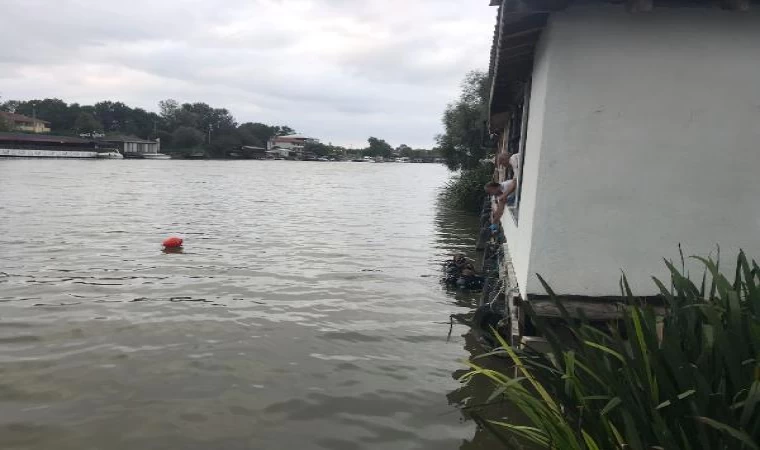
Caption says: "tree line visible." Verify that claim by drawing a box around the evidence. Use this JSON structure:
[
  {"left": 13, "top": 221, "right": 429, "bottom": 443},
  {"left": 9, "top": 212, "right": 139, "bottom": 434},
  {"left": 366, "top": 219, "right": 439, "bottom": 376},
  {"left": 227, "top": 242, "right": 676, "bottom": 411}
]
[
  {"left": 0, "top": 98, "right": 297, "bottom": 158},
  {"left": 0, "top": 97, "right": 436, "bottom": 159}
]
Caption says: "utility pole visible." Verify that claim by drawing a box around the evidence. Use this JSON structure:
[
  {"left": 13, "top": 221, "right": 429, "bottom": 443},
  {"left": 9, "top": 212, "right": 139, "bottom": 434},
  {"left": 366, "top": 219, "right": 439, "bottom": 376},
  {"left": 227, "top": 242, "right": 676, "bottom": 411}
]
[{"left": 208, "top": 124, "right": 212, "bottom": 144}]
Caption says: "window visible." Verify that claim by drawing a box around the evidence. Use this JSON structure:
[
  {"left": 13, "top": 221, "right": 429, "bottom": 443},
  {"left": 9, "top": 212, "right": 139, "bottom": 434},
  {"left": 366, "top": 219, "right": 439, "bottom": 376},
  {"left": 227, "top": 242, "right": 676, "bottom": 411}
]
[{"left": 505, "top": 79, "right": 531, "bottom": 224}]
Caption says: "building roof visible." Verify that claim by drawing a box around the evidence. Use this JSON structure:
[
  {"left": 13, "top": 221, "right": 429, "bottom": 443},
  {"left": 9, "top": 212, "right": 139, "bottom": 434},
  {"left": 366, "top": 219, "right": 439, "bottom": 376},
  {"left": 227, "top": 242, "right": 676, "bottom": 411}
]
[
  {"left": 0, "top": 132, "right": 89, "bottom": 144},
  {"left": 275, "top": 134, "right": 314, "bottom": 140},
  {"left": 100, "top": 135, "right": 157, "bottom": 144},
  {"left": 0, "top": 111, "right": 50, "bottom": 124},
  {"left": 487, "top": 0, "right": 758, "bottom": 121}
]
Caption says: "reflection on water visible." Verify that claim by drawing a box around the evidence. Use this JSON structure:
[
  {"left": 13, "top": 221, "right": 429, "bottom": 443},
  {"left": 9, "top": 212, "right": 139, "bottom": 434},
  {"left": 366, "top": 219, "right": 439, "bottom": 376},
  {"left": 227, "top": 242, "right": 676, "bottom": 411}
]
[
  {"left": 434, "top": 205, "right": 515, "bottom": 450},
  {"left": 0, "top": 160, "right": 507, "bottom": 450}
]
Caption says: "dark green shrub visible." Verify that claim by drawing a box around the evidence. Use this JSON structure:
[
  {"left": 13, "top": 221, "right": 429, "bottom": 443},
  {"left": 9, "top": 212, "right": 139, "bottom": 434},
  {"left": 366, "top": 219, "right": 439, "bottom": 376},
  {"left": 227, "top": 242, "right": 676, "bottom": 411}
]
[{"left": 440, "top": 163, "right": 494, "bottom": 214}]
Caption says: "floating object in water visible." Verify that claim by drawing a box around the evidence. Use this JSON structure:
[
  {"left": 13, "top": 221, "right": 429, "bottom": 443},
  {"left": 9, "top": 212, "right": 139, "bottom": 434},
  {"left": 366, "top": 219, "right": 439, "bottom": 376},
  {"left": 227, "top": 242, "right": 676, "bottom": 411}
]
[{"left": 162, "top": 236, "right": 183, "bottom": 248}]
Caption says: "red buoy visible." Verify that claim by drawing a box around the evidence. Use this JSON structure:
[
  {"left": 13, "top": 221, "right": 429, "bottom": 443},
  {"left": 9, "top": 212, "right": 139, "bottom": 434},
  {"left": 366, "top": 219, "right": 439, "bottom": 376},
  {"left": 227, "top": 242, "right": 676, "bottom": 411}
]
[{"left": 162, "top": 236, "right": 183, "bottom": 248}]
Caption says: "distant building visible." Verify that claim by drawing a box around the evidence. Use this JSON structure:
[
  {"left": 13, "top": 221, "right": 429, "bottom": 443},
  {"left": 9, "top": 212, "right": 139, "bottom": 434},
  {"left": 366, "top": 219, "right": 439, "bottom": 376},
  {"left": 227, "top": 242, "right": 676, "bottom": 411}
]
[
  {"left": 100, "top": 135, "right": 160, "bottom": 156},
  {"left": 0, "top": 132, "right": 111, "bottom": 158},
  {"left": 241, "top": 145, "right": 267, "bottom": 159},
  {"left": 0, "top": 112, "right": 51, "bottom": 133},
  {"left": 267, "top": 134, "right": 318, "bottom": 156},
  {"left": 265, "top": 148, "right": 292, "bottom": 159}
]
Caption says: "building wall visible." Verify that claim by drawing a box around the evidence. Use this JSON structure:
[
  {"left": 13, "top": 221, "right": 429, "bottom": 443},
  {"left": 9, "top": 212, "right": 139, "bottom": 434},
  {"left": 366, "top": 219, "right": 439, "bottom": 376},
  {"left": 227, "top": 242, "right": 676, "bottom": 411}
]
[
  {"left": 15, "top": 122, "right": 50, "bottom": 133},
  {"left": 118, "top": 141, "right": 158, "bottom": 154},
  {"left": 501, "top": 23, "right": 552, "bottom": 299},
  {"left": 504, "top": 6, "right": 760, "bottom": 296}
]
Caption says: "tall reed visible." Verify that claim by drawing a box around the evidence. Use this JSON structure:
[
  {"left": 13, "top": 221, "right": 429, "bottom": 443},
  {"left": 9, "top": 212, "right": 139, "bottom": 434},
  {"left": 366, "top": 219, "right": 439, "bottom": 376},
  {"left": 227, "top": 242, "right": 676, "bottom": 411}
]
[{"left": 463, "top": 251, "right": 760, "bottom": 450}]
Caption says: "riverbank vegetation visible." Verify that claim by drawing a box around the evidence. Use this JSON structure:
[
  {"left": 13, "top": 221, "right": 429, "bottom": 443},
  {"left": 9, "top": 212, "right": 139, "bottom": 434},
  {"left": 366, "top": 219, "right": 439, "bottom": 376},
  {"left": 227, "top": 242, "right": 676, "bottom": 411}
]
[
  {"left": 0, "top": 98, "right": 436, "bottom": 159},
  {"left": 439, "top": 162, "right": 494, "bottom": 213},
  {"left": 436, "top": 71, "right": 495, "bottom": 212},
  {"left": 463, "top": 252, "right": 760, "bottom": 449}
]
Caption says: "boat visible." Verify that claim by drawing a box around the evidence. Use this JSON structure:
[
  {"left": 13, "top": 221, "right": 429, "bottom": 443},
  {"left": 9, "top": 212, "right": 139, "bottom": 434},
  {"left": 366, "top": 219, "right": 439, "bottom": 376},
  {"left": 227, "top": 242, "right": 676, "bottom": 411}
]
[
  {"left": 96, "top": 151, "right": 124, "bottom": 159},
  {"left": 143, "top": 153, "right": 171, "bottom": 160}
]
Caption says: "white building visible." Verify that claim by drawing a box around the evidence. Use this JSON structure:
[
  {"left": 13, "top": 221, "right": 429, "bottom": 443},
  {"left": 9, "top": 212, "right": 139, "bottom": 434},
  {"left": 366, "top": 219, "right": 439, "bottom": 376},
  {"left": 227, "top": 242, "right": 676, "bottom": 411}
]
[
  {"left": 100, "top": 136, "right": 160, "bottom": 157},
  {"left": 490, "top": 0, "right": 760, "bottom": 298},
  {"left": 267, "top": 135, "right": 318, "bottom": 155}
]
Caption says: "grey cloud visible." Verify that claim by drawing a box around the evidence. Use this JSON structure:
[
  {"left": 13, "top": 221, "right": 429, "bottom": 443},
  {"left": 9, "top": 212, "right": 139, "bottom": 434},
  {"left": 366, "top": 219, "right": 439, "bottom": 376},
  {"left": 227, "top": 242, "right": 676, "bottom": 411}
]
[{"left": 0, "top": 0, "right": 494, "bottom": 148}]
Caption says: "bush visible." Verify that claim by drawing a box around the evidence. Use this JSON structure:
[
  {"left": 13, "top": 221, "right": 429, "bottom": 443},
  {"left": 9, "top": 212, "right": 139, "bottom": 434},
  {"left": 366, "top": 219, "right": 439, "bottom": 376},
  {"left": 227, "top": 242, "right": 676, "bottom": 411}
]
[
  {"left": 440, "top": 163, "right": 494, "bottom": 214},
  {"left": 463, "top": 251, "right": 760, "bottom": 450}
]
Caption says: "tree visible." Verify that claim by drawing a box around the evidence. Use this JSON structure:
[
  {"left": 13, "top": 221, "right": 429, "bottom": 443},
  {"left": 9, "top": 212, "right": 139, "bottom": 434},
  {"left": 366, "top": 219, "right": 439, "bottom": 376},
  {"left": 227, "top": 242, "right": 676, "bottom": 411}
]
[
  {"left": 304, "top": 141, "right": 330, "bottom": 157},
  {"left": 11, "top": 98, "right": 74, "bottom": 132},
  {"left": 159, "top": 99, "right": 179, "bottom": 121},
  {"left": 275, "top": 125, "right": 295, "bottom": 136},
  {"left": 0, "top": 114, "right": 13, "bottom": 132},
  {"left": 237, "top": 122, "right": 296, "bottom": 148},
  {"left": 1, "top": 99, "right": 20, "bottom": 113},
  {"left": 436, "top": 70, "right": 491, "bottom": 171},
  {"left": 396, "top": 144, "right": 412, "bottom": 157},
  {"left": 208, "top": 132, "right": 242, "bottom": 158},
  {"left": 74, "top": 112, "right": 103, "bottom": 134},
  {"left": 171, "top": 126, "right": 204, "bottom": 149},
  {"left": 365, "top": 137, "right": 393, "bottom": 158}
]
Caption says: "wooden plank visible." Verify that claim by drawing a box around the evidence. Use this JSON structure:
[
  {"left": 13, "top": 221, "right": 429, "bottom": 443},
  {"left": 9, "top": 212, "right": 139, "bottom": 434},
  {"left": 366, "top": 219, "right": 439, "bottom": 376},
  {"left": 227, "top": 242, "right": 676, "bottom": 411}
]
[
  {"left": 526, "top": 297, "right": 666, "bottom": 321},
  {"left": 528, "top": 298, "right": 624, "bottom": 320}
]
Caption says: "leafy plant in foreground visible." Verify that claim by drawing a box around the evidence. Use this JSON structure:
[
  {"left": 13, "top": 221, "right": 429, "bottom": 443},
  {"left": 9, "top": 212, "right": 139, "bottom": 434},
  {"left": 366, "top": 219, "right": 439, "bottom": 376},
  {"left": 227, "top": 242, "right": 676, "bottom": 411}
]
[{"left": 462, "top": 251, "right": 760, "bottom": 449}]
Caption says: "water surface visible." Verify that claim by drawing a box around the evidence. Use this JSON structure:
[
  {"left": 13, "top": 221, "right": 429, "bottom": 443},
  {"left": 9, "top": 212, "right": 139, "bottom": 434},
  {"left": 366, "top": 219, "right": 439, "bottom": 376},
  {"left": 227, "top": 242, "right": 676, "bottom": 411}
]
[{"left": 0, "top": 160, "right": 488, "bottom": 450}]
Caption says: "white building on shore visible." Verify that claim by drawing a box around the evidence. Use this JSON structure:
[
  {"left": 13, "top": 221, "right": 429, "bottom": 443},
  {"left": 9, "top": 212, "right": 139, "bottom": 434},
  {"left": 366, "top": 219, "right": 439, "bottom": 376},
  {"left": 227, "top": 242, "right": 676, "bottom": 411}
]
[
  {"left": 267, "top": 135, "right": 318, "bottom": 157},
  {"left": 489, "top": 0, "right": 760, "bottom": 298}
]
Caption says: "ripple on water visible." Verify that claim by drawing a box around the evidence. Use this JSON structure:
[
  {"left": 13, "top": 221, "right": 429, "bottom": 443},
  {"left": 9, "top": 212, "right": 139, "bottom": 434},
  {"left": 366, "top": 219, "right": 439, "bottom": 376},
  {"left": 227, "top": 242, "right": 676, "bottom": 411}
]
[{"left": 0, "top": 160, "right": 480, "bottom": 449}]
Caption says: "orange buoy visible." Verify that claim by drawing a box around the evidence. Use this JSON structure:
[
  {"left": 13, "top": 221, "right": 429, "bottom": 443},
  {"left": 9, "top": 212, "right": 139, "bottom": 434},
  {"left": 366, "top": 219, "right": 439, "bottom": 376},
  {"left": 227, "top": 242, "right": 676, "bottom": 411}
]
[{"left": 162, "top": 236, "right": 183, "bottom": 248}]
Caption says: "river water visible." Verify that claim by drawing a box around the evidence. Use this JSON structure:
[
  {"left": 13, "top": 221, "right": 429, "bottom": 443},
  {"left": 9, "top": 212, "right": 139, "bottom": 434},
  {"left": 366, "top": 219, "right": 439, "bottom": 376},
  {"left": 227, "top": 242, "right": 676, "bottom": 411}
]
[{"left": 0, "top": 160, "right": 498, "bottom": 450}]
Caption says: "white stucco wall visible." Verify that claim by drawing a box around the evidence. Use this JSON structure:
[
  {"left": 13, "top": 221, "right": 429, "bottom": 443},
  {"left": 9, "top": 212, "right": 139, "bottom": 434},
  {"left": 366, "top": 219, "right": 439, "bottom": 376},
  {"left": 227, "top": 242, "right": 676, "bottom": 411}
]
[
  {"left": 501, "top": 24, "right": 552, "bottom": 299},
  {"left": 503, "top": 6, "right": 760, "bottom": 297}
]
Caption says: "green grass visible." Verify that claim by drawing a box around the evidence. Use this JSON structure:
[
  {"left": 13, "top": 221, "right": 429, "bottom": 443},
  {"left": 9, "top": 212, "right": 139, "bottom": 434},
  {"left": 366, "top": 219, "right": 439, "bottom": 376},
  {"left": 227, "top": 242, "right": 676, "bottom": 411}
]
[{"left": 462, "top": 251, "right": 760, "bottom": 449}]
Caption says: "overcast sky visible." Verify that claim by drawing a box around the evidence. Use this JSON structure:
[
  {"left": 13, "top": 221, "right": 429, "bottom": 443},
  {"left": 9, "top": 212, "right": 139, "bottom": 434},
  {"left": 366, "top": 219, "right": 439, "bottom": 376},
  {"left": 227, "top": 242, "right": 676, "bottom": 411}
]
[{"left": 0, "top": 0, "right": 495, "bottom": 148}]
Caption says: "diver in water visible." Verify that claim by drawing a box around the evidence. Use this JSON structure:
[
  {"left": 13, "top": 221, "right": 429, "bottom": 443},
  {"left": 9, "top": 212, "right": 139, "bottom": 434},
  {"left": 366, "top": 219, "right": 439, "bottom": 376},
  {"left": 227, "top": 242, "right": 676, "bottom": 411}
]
[{"left": 443, "top": 254, "right": 485, "bottom": 290}]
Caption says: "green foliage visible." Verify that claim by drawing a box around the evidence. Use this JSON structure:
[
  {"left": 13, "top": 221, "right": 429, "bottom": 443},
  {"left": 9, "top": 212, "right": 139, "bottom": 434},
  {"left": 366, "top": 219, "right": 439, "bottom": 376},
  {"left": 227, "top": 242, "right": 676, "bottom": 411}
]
[
  {"left": 365, "top": 136, "right": 393, "bottom": 158},
  {"left": 74, "top": 112, "right": 103, "bottom": 134},
  {"left": 439, "top": 163, "right": 494, "bottom": 213},
  {"left": 0, "top": 114, "right": 13, "bottom": 132},
  {"left": 436, "top": 70, "right": 492, "bottom": 171},
  {"left": 396, "top": 144, "right": 412, "bottom": 156},
  {"left": 464, "top": 252, "right": 760, "bottom": 450},
  {"left": 237, "top": 122, "right": 293, "bottom": 148},
  {"left": 6, "top": 98, "right": 77, "bottom": 132},
  {"left": 172, "top": 126, "right": 205, "bottom": 150},
  {"left": 304, "top": 141, "right": 331, "bottom": 157}
]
